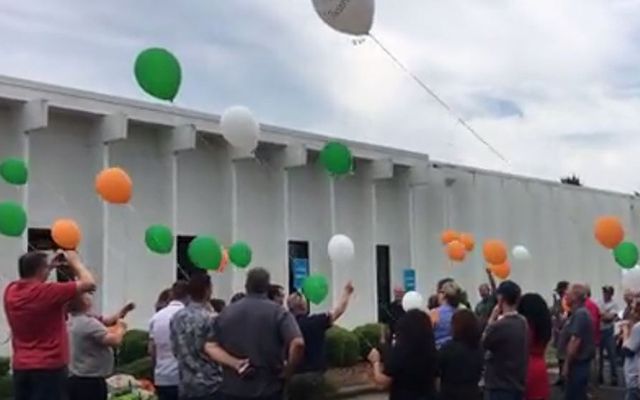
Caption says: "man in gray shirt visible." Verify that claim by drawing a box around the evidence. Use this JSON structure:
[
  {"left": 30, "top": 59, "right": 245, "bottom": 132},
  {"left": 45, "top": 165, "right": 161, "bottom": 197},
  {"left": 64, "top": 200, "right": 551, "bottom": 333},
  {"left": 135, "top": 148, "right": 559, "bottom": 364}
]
[
  {"left": 483, "top": 280, "right": 528, "bottom": 400},
  {"left": 206, "top": 268, "right": 305, "bottom": 400},
  {"left": 562, "top": 283, "right": 595, "bottom": 400}
]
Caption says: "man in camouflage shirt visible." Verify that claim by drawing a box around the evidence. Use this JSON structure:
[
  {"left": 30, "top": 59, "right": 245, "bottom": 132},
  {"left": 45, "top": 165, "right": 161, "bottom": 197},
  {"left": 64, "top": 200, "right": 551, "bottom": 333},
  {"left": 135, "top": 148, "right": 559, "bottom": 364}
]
[{"left": 170, "top": 273, "right": 222, "bottom": 400}]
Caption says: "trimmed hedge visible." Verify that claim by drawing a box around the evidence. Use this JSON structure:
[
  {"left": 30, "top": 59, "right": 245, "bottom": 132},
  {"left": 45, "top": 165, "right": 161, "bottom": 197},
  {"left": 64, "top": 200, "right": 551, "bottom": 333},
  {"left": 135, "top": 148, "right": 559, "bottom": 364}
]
[
  {"left": 115, "top": 356, "right": 153, "bottom": 381},
  {"left": 0, "top": 375, "right": 11, "bottom": 400},
  {"left": 0, "top": 358, "right": 9, "bottom": 378},
  {"left": 325, "top": 326, "right": 360, "bottom": 368},
  {"left": 352, "top": 323, "right": 384, "bottom": 359},
  {"left": 117, "top": 330, "right": 149, "bottom": 366}
]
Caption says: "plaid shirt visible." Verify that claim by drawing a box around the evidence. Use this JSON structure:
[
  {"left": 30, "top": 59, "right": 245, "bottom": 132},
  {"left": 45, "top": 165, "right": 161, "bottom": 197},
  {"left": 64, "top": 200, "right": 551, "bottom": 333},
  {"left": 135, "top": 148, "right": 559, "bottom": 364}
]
[{"left": 170, "top": 302, "right": 222, "bottom": 397}]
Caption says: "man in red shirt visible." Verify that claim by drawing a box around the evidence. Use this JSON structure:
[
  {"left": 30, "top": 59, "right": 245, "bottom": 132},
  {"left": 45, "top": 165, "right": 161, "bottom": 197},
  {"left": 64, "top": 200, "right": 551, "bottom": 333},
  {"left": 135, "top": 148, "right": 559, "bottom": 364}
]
[
  {"left": 4, "top": 250, "right": 96, "bottom": 400},
  {"left": 585, "top": 285, "right": 602, "bottom": 346}
]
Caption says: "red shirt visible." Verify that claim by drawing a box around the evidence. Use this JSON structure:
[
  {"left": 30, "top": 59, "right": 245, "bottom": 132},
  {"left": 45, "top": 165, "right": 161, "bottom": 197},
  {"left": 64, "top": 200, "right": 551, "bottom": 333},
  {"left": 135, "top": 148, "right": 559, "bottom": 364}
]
[
  {"left": 4, "top": 280, "right": 77, "bottom": 370},
  {"left": 585, "top": 298, "right": 601, "bottom": 345},
  {"left": 526, "top": 328, "right": 550, "bottom": 400}
]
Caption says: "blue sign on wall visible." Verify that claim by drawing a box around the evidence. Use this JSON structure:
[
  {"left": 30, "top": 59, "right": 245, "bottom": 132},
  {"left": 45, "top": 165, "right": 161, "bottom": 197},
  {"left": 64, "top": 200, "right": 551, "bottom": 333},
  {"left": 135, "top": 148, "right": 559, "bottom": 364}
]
[
  {"left": 293, "top": 258, "right": 309, "bottom": 290},
  {"left": 403, "top": 268, "right": 416, "bottom": 292}
]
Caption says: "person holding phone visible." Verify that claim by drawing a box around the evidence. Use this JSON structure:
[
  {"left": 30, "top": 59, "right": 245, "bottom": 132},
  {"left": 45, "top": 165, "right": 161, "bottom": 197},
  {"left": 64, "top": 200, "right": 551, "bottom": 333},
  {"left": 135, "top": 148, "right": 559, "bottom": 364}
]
[
  {"left": 4, "top": 250, "right": 96, "bottom": 400},
  {"left": 482, "top": 280, "right": 528, "bottom": 400}
]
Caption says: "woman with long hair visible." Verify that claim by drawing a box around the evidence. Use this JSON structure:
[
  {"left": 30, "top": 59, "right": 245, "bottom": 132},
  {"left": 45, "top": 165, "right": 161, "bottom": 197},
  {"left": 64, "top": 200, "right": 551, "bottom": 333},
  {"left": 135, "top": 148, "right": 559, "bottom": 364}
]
[
  {"left": 518, "top": 293, "right": 552, "bottom": 400},
  {"left": 368, "top": 309, "right": 438, "bottom": 399},
  {"left": 438, "top": 309, "right": 484, "bottom": 400}
]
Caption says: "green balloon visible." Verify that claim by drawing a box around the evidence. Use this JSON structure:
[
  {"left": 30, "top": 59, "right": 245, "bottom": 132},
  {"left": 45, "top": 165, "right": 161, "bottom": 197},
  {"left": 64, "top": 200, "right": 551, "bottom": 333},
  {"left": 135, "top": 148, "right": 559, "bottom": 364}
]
[
  {"left": 228, "top": 241, "right": 252, "bottom": 268},
  {"left": 145, "top": 224, "right": 174, "bottom": 254},
  {"left": 134, "top": 48, "right": 182, "bottom": 101},
  {"left": 302, "top": 274, "right": 330, "bottom": 305},
  {"left": 0, "top": 158, "right": 28, "bottom": 185},
  {"left": 188, "top": 236, "right": 222, "bottom": 271},
  {"left": 320, "top": 142, "right": 353, "bottom": 175},
  {"left": 614, "top": 242, "right": 639, "bottom": 269},
  {"left": 0, "top": 201, "right": 27, "bottom": 237}
]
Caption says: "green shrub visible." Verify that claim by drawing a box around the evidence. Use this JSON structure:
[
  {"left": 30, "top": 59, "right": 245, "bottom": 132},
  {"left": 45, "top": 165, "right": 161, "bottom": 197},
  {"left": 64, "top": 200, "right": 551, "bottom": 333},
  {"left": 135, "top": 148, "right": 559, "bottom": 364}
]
[
  {"left": 115, "top": 356, "right": 153, "bottom": 380},
  {"left": 287, "top": 373, "right": 336, "bottom": 400},
  {"left": 0, "top": 375, "right": 12, "bottom": 400},
  {"left": 325, "top": 326, "right": 360, "bottom": 368},
  {"left": 352, "top": 323, "right": 384, "bottom": 359},
  {"left": 117, "top": 330, "right": 149, "bottom": 366},
  {"left": 0, "top": 358, "right": 10, "bottom": 377}
]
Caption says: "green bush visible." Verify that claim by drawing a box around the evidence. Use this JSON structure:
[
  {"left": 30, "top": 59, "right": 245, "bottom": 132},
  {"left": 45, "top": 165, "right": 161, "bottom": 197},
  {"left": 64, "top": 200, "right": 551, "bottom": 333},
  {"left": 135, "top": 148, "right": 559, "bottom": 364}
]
[
  {"left": 0, "top": 358, "right": 10, "bottom": 377},
  {"left": 0, "top": 375, "right": 12, "bottom": 400},
  {"left": 287, "top": 373, "right": 336, "bottom": 400},
  {"left": 352, "top": 323, "right": 384, "bottom": 359},
  {"left": 117, "top": 330, "right": 149, "bottom": 366},
  {"left": 325, "top": 326, "right": 360, "bottom": 368},
  {"left": 115, "top": 356, "right": 153, "bottom": 380}
]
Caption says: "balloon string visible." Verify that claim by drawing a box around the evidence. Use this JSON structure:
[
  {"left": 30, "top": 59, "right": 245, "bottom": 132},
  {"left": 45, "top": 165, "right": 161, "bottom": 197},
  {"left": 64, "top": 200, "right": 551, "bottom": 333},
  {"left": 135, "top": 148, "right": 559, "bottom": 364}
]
[{"left": 367, "top": 33, "right": 509, "bottom": 164}]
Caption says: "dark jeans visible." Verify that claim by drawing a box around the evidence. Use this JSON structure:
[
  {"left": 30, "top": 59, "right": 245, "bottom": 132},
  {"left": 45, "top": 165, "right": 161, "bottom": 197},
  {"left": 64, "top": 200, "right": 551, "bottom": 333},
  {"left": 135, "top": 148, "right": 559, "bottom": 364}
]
[
  {"left": 484, "top": 389, "right": 523, "bottom": 400},
  {"left": 627, "top": 388, "right": 640, "bottom": 400},
  {"left": 157, "top": 385, "right": 179, "bottom": 400},
  {"left": 565, "top": 360, "right": 591, "bottom": 400},
  {"left": 223, "top": 391, "right": 283, "bottom": 400},
  {"left": 598, "top": 327, "right": 618, "bottom": 383},
  {"left": 13, "top": 368, "right": 67, "bottom": 400},
  {"left": 68, "top": 376, "right": 107, "bottom": 400},
  {"left": 182, "top": 394, "right": 224, "bottom": 400}
]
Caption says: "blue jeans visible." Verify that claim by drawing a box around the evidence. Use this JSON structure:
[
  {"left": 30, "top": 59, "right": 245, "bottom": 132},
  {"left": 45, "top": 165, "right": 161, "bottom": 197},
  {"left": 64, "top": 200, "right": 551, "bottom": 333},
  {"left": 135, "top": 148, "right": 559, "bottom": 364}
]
[
  {"left": 599, "top": 327, "right": 618, "bottom": 382},
  {"left": 627, "top": 388, "right": 640, "bottom": 400},
  {"left": 484, "top": 389, "right": 523, "bottom": 400},
  {"left": 565, "top": 360, "right": 591, "bottom": 400}
]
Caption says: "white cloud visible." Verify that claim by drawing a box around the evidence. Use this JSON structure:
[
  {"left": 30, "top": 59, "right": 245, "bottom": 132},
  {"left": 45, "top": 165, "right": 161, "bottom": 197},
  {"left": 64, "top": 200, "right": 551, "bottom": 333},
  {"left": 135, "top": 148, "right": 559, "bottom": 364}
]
[{"left": 1, "top": 0, "right": 640, "bottom": 192}]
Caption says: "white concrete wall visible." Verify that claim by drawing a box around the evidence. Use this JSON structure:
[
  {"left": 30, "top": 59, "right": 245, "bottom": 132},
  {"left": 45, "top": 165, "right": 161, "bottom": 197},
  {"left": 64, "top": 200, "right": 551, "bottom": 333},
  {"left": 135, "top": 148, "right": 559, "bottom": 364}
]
[{"left": 0, "top": 78, "right": 639, "bottom": 354}]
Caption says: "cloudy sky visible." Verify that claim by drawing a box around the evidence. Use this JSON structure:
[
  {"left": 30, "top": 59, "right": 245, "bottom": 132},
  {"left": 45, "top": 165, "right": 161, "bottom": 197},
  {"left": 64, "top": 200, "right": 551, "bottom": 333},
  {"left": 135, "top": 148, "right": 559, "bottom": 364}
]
[{"left": 1, "top": 0, "right": 640, "bottom": 192}]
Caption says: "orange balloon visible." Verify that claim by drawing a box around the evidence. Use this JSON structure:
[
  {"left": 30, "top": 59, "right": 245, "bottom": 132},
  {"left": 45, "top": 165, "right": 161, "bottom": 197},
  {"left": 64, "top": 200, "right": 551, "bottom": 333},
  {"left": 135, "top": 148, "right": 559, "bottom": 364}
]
[
  {"left": 218, "top": 248, "right": 229, "bottom": 273},
  {"left": 490, "top": 262, "right": 511, "bottom": 280},
  {"left": 483, "top": 239, "right": 508, "bottom": 265},
  {"left": 96, "top": 167, "right": 133, "bottom": 204},
  {"left": 460, "top": 233, "right": 475, "bottom": 251},
  {"left": 594, "top": 216, "right": 624, "bottom": 249},
  {"left": 441, "top": 229, "right": 460, "bottom": 245},
  {"left": 51, "top": 219, "right": 82, "bottom": 250},
  {"left": 446, "top": 240, "right": 466, "bottom": 262}
]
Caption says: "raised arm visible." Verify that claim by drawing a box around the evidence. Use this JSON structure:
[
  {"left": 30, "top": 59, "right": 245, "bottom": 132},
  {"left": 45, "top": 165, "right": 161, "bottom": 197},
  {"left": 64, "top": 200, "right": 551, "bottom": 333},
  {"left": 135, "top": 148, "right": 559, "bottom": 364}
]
[
  {"left": 64, "top": 251, "right": 96, "bottom": 293},
  {"left": 102, "top": 302, "right": 136, "bottom": 327},
  {"left": 102, "top": 320, "right": 127, "bottom": 347},
  {"left": 485, "top": 268, "right": 497, "bottom": 294},
  {"left": 330, "top": 281, "right": 354, "bottom": 323}
]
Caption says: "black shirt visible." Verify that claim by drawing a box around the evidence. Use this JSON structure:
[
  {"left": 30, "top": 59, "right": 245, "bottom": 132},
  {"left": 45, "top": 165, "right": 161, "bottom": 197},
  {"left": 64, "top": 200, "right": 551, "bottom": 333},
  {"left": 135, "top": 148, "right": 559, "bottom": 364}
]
[
  {"left": 438, "top": 340, "right": 483, "bottom": 400},
  {"left": 296, "top": 313, "right": 332, "bottom": 373},
  {"left": 384, "top": 342, "right": 437, "bottom": 400}
]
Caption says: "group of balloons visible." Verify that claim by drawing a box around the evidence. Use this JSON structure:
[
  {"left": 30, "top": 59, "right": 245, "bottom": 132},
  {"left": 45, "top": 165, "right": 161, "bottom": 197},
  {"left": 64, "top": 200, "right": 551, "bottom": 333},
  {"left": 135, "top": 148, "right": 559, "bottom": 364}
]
[
  {"left": 594, "top": 216, "right": 638, "bottom": 269},
  {"left": 299, "top": 234, "right": 355, "bottom": 305},
  {"left": 0, "top": 158, "right": 29, "bottom": 237},
  {"left": 440, "top": 229, "right": 532, "bottom": 281}
]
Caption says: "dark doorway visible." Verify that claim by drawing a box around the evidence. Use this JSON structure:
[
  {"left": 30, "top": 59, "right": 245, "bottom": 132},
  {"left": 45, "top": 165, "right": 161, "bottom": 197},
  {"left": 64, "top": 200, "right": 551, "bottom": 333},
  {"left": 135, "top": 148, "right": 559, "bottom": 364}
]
[
  {"left": 176, "top": 235, "right": 199, "bottom": 280},
  {"left": 376, "top": 245, "right": 391, "bottom": 324},
  {"left": 288, "top": 241, "right": 309, "bottom": 295}
]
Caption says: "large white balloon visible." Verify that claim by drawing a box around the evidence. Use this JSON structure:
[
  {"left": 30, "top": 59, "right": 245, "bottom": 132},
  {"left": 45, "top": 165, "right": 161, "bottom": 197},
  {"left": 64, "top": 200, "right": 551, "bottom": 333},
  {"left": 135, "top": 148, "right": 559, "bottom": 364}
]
[
  {"left": 623, "top": 266, "right": 640, "bottom": 291},
  {"left": 221, "top": 106, "right": 260, "bottom": 152},
  {"left": 512, "top": 245, "right": 531, "bottom": 261},
  {"left": 402, "top": 291, "right": 424, "bottom": 312},
  {"left": 328, "top": 234, "right": 355, "bottom": 264},
  {"left": 312, "top": 0, "right": 375, "bottom": 36}
]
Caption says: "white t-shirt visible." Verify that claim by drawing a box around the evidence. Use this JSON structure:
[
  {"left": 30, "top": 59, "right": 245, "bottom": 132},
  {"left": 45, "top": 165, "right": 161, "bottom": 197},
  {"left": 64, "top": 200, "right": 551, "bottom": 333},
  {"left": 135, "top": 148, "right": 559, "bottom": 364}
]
[
  {"left": 149, "top": 300, "right": 184, "bottom": 386},
  {"left": 598, "top": 300, "right": 620, "bottom": 330}
]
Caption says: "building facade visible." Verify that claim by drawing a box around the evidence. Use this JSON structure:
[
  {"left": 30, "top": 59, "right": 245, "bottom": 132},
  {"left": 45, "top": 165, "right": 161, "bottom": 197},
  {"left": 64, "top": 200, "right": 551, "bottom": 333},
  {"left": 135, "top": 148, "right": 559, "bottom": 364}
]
[{"left": 0, "top": 75, "right": 636, "bottom": 353}]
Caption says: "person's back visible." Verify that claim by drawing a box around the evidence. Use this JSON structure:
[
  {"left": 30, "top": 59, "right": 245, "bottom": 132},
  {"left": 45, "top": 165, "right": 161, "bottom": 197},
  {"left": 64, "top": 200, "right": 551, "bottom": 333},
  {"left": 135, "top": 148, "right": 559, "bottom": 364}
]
[
  {"left": 483, "top": 281, "right": 528, "bottom": 400},
  {"left": 169, "top": 273, "right": 222, "bottom": 400},
  {"left": 214, "top": 294, "right": 298, "bottom": 397},
  {"left": 149, "top": 282, "right": 186, "bottom": 400},
  {"left": 433, "top": 303, "right": 455, "bottom": 348},
  {"left": 439, "top": 340, "right": 483, "bottom": 400}
]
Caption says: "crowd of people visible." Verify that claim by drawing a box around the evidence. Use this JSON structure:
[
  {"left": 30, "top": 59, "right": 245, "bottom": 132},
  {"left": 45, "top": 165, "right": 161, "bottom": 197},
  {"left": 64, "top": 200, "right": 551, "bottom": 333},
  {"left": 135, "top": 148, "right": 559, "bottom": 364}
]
[{"left": 4, "top": 250, "right": 640, "bottom": 400}]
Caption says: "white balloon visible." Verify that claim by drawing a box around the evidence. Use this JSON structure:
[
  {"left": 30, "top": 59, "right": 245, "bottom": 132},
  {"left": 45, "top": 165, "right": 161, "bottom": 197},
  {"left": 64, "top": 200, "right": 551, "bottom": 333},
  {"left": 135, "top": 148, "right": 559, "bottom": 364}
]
[
  {"left": 623, "top": 266, "right": 640, "bottom": 291},
  {"left": 402, "top": 291, "right": 424, "bottom": 312},
  {"left": 312, "top": 0, "right": 375, "bottom": 36},
  {"left": 328, "top": 234, "right": 355, "bottom": 264},
  {"left": 512, "top": 245, "right": 531, "bottom": 261},
  {"left": 221, "top": 106, "right": 260, "bottom": 152}
]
